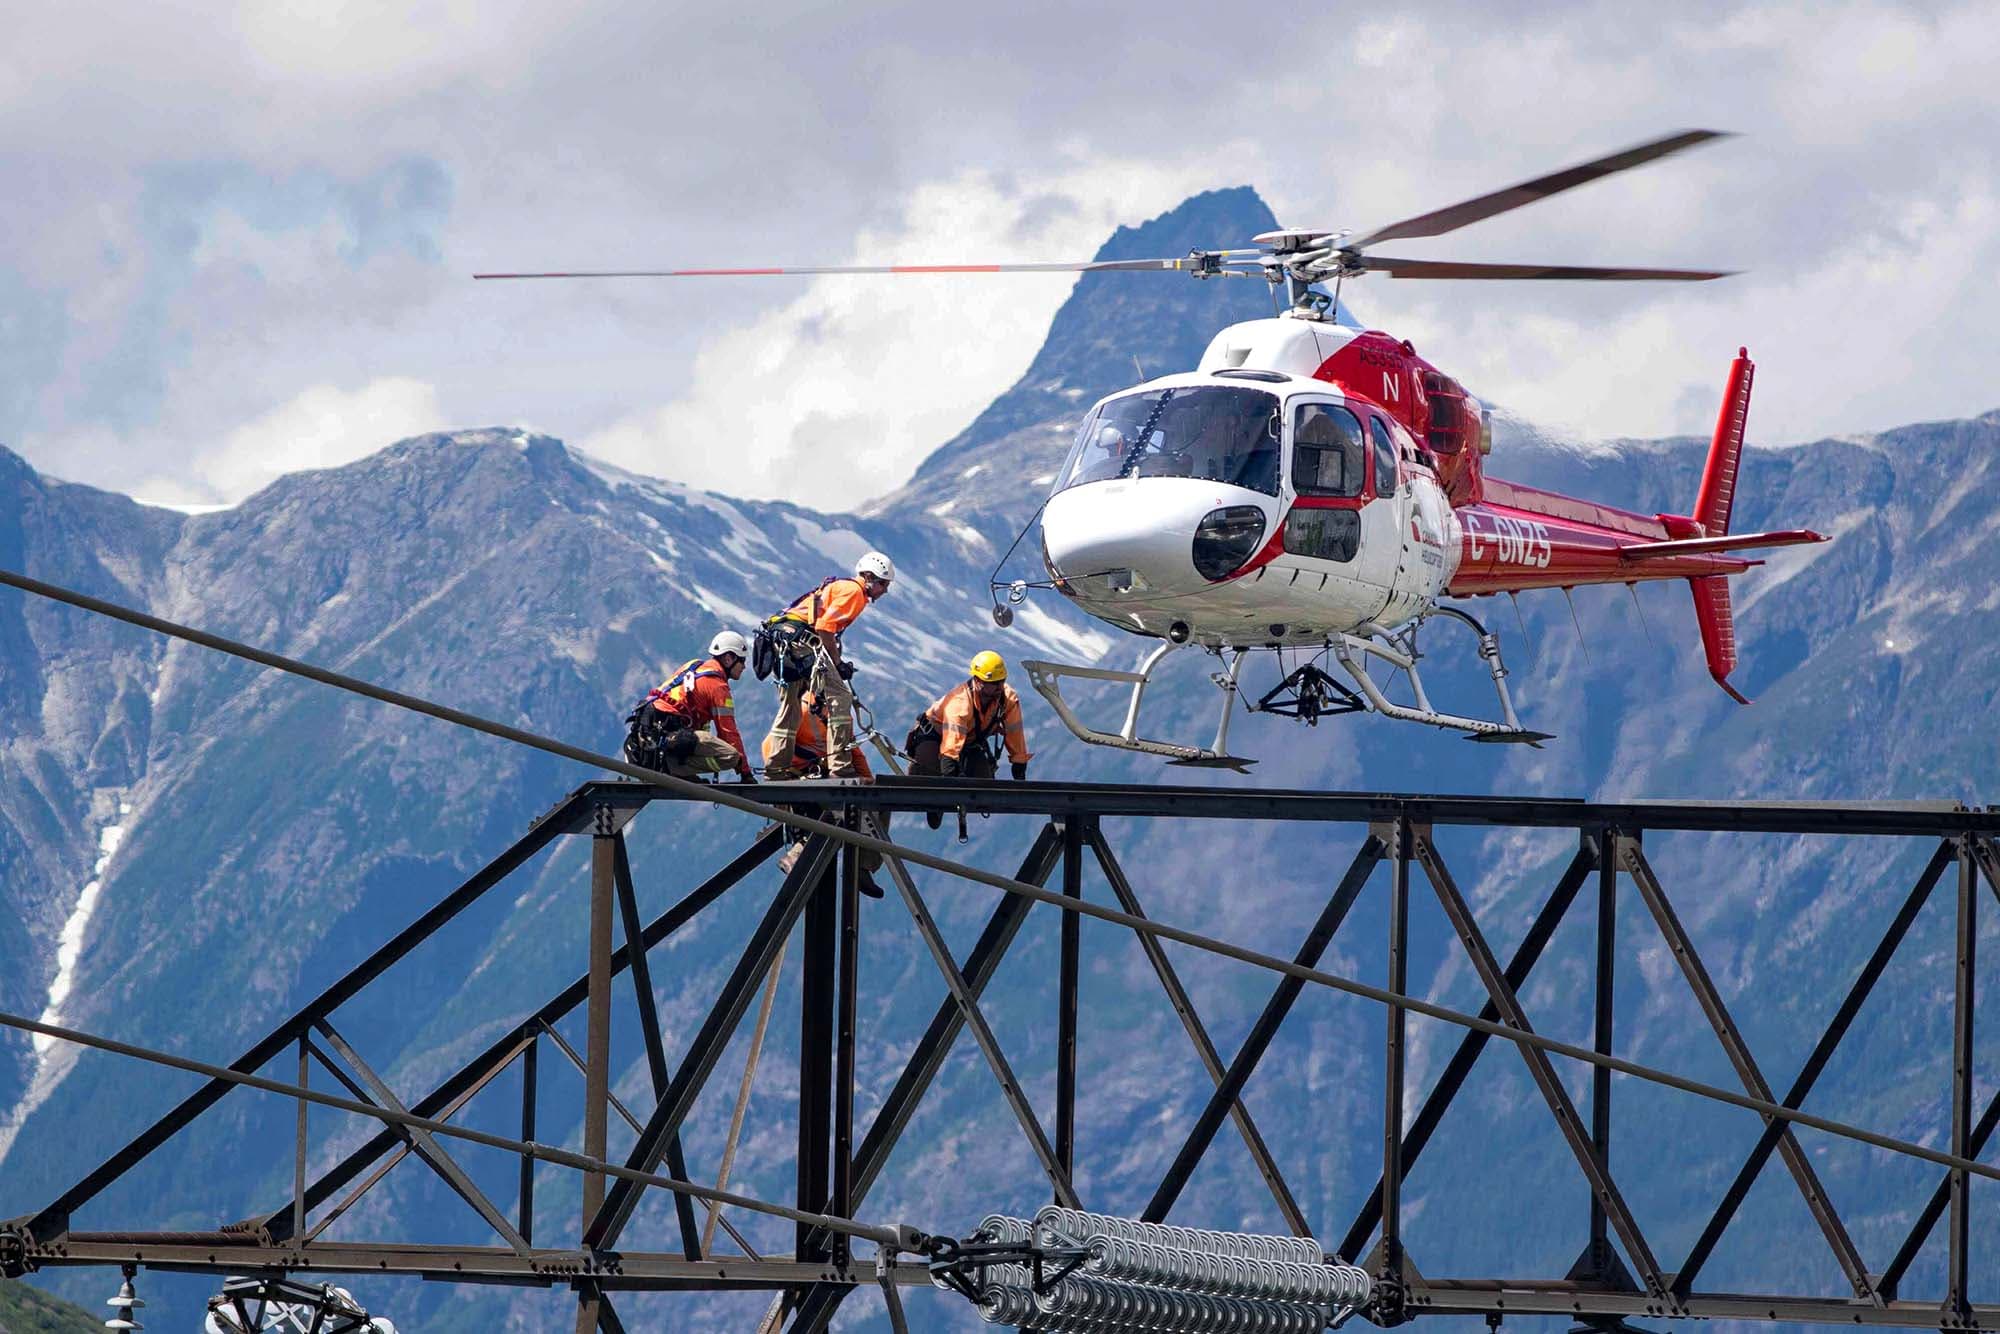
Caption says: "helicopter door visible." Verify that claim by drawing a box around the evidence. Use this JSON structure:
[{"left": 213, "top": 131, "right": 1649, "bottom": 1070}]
[
  {"left": 1372, "top": 414, "right": 1429, "bottom": 624},
  {"left": 1282, "top": 400, "right": 1399, "bottom": 623}
]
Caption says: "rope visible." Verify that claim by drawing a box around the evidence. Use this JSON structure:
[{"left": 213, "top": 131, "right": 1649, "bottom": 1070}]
[{"left": 701, "top": 941, "right": 788, "bottom": 1256}]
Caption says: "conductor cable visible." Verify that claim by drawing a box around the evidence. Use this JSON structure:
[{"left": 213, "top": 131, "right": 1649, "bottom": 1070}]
[
  {"left": 0, "top": 1008, "right": 914, "bottom": 1251},
  {"left": 2, "top": 565, "right": 1996, "bottom": 1188}
]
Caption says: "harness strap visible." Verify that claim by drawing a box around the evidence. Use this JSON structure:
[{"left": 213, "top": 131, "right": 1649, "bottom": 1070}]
[
  {"left": 653, "top": 659, "right": 726, "bottom": 714},
  {"left": 774, "top": 576, "right": 841, "bottom": 627}
]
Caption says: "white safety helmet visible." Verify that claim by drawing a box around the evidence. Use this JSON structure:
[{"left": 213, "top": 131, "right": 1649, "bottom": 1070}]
[
  {"left": 855, "top": 551, "right": 895, "bottom": 584},
  {"left": 708, "top": 630, "right": 750, "bottom": 660}
]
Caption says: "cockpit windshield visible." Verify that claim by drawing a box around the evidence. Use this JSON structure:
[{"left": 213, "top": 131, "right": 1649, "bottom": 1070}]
[{"left": 1056, "top": 385, "right": 1281, "bottom": 496}]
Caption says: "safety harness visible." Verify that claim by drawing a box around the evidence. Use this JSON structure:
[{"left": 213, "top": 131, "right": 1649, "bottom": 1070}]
[
  {"left": 623, "top": 658, "right": 726, "bottom": 769},
  {"left": 755, "top": 576, "right": 846, "bottom": 683},
  {"left": 906, "top": 681, "right": 1004, "bottom": 778}
]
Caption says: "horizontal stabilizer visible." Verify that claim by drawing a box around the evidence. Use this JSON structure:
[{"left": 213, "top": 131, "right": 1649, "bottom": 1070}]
[{"left": 1620, "top": 528, "right": 1825, "bottom": 560}]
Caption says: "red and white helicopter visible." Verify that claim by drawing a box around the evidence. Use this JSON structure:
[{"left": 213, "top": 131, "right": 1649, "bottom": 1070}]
[{"left": 480, "top": 130, "right": 1824, "bottom": 768}]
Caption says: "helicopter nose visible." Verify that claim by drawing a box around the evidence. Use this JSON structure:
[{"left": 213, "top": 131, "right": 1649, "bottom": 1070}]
[{"left": 1041, "top": 480, "right": 1249, "bottom": 597}]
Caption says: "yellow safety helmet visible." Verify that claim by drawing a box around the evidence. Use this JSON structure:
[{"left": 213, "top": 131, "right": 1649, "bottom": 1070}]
[{"left": 969, "top": 650, "right": 1008, "bottom": 683}]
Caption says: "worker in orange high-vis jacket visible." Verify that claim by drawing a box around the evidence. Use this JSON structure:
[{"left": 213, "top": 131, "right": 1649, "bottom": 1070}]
[
  {"left": 763, "top": 551, "right": 893, "bottom": 781},
  {"left": 763, "top": 692, "right": 887, "bottom": 896},
  {"left": 760, "top": 692, "right": 872, "bottom": 780},
  {"left": 623, "top": 631, "right": 756, "bottom": 782},
  {"left": 907, "top": 650, "right": 1032, "bottom": 782}
]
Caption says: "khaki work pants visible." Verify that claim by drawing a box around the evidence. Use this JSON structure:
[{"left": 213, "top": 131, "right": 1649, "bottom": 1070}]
[
  {"left": 668, "top": 731, "right": 745, "bottom": 778},
  {"left": 765, "top": 659, "right": 858, "bottom": 779}
]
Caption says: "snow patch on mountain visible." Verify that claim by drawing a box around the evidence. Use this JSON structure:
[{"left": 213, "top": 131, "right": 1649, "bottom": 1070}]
[
  {"left": 136, "top": 498, "right": 237, "bottom": 515},
  {"left": 686, "top": 582, "right": 765, "bottom": 633},
  {"left": 782, "top": 515, "right": 875, "bottom": 571},
  {"left": 1009, "top": 601, "right": 1112, "bottom": 661},
  {"left": 0, "top": 811, "right": 128, "bottom": 1166},
  {"left": 576, "top": 450, "right": 786, "bottom": 573}
]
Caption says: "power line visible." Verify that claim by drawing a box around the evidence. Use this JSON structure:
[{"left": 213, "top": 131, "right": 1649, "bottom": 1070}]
[
  {"left": 0, "top": 1007, "right": 912, "bottom": 1251},
  {"left": 2, "top": 564, "right": 1994, "bottom": 1186}
]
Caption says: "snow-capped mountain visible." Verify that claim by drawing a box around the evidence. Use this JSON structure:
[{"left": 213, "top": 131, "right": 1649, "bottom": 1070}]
[{"left": 2, "top": 185, "right": 1996, "bottom": 1330}]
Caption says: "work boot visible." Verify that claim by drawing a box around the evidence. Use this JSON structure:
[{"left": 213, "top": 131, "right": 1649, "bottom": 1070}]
[
  {"left": 925, "top": 810, "right": 943, "bottom": 830},
  {"left": 857, "top": 870, "right": 885, "bottom": 900}
]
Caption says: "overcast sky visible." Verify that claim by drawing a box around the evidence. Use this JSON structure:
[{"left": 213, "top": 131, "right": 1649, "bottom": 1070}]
[{"left": 4, "top": 2, "right": 1996, "bottom": 511}]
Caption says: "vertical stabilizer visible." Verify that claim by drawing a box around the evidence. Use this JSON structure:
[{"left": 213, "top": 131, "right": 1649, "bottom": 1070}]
[
  {"left": 1694, "top": 347, "right": 1754, "bottom": 535},
  {"left": 1683, "top": 349, "right": 1756, "bottom": 703},
  {"left": 1689, "top": 575, "right": 1748, "bottom": 703}
]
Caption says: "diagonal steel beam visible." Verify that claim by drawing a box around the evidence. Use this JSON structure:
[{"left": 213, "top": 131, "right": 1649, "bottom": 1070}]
[
  {"left": 1673, "top": 839, "right": 1952, "bottom": 1295},
  {"left": 310, "top": 1021, "right": 531, "bottom": 1256},
  {"left": 302, "top": 1030, "right": 535, "bottom": 1244},
  {"left": 536, "top": 1020, "right": 648, "bottom": 1135},
  {"left": 789, "top": 825, "right": 1064, "bottom": 1334},
  {"left": 31, "top": 798, "right": 581, "bottom": 1239},
  {"left": 1143, "top": 833, "right": 1387, "bottom": 1224},
  {"left": 877, "top": 846, "right": 1079, "bottom": 1207},
  {"left": 1415, "top": 833, "right": 1669, "bottom": 1299},
  {"left": 1339, "top": 839, "right": 1595, "bottom": 1263},
  {"left": 262, "top": 826, "right": 782, "bottom": 1242},
  {"left": 587, "top": 835, "right": 836, "bottom": 1250},
  {"left": 1879, "top": 1083, "right": 2000, "bottom": 1299},
  {"left": 1879, "top": 834, "right": 2000, "bottom": 1301},
  {"left": 1086, "top": 824, "right": 1311, "bottom": 1237},
  {"left": 611, "top": 833, "right": 702, "bottom": 1260},
  {"left": 849, "top": 824, "right": 1062, "bottom": 1200},
  {"left": 1623, "top": 838, "right": 1876, "bottom": 1302}
]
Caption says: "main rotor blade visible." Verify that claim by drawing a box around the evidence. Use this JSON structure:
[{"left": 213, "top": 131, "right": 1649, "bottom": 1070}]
[
  {"left": 1344, "top": 129, "right": 1732, "bottom": 250},
  {"left": 1361, "top": 256, "right": 1735, "bottom": 281},
  {"left": 474, "top": 257, "right": 1218, "bottom": 280}
]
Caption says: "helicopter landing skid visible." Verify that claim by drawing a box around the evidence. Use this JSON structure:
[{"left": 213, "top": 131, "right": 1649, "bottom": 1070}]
[
  {"left": 1021, "top": 643, "right": 1255, "bottom": 773},
  {"left": 1329, "top": 609, "right": 1553, "bottom": 746}
]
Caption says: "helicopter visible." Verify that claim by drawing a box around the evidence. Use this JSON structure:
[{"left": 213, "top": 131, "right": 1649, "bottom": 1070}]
[{"left": 477, "top": 130, "right": 1824, "bottom": 769}]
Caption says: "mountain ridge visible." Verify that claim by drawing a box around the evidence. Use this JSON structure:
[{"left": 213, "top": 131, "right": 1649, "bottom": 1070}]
[{"left": 2, "top": 181, "right": 1996, "bottom": 1331}]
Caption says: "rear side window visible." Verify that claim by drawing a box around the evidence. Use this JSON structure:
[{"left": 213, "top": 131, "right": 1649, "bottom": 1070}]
[
  {"left": 1292, "top": 403, "right": 1366, "bottom": 498},
  {"left": 1371, "top": 417, "right": 1399, "bottom": 496}
]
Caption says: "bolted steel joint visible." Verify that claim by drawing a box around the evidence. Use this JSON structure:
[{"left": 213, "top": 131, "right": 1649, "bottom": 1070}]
[{"left": 0, "top": 1225, "right": 33, "bottom": 1278}]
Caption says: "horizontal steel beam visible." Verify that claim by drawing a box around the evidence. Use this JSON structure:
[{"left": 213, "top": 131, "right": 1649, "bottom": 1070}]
[
  {"left": 1404, "top": 1279, "right": 2000, "bottom": 1330},
  {"left": 34, "top": 1238, "right": 929, "bottom": 1288},
  {"left": 580, "top": 780, "right": 2000, "bottom": 837},
  {"left": 35, "top": 1237, "right": 2000, "bottom": 1330}
]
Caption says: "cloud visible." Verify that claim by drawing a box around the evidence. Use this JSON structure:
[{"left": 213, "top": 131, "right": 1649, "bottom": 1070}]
[
  {"left": 138, "top": 376, "right": 446, "bottom": 505},
  {"left": 577, "top": 155, "right": 1262, "bottom": 509},
  {"left": 1, "top": 1, "right": 1996, "bottom": 508}
]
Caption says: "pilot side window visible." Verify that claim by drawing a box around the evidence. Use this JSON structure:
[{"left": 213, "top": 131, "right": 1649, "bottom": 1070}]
[
  {"left": 1291, "top": 403, "right": 1366, "bottom": 499},
  {"left": 1370, "top": 417, "right": 1399, "bottom": 496}
]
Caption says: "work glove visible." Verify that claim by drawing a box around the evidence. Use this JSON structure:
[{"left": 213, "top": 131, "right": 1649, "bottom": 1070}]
[
  {"left": 940, "top": 755, "right": 962, "bottom": 778},
  {"left": 836, "top": 660, "right": 856, "bottom": 680},
  {"left": 1011, "top": 762, "right": 1029, "bottom": 782}
]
